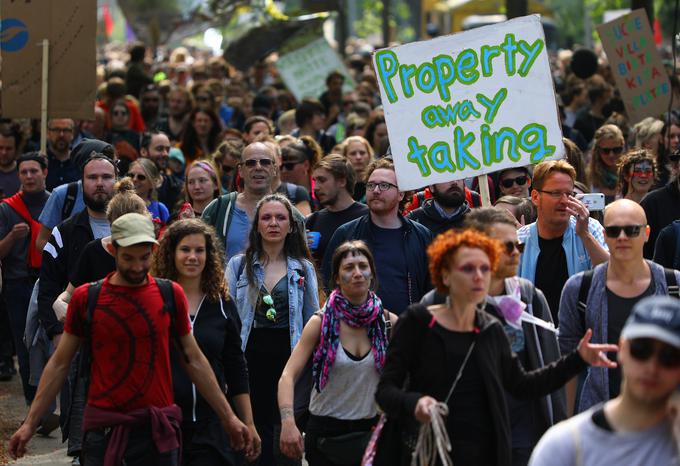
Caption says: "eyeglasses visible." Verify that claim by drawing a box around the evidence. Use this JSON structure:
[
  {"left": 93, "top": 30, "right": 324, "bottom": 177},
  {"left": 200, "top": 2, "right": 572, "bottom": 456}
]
[
  {"left": 538, "top": 190, "right": 576, "bottom": 199},
  {"left": 48, "top": 127, "right": 73, "bottom": 134},
  {"left": 456, "top": 264, "right": 492, "bottom": 275},
  {"left": 500, "top": 175, "right": 529, "bottom": 189},
  {"left": 129, "top": 173, "right": 147, "bottom": 181},
  {"left": 598, "top": 146, "right": 624, "bottom": 155},
  {"left": 502, "top": 240, "right": 525, "bottom": 255},
  {"left": 629, "top": 338, "right": 680, "bottom": 368},
  {"left": 604, "top": 224, "right": 643, "bottom": 238},
  {"left": 242, "top": 158, "right": 274, "bottom": 168},
  {"left": 281, "top": 161, "right": 304, "bottom": 171},
  {"left": 366, "top": 181, "right": 398, "bottom": 192}
]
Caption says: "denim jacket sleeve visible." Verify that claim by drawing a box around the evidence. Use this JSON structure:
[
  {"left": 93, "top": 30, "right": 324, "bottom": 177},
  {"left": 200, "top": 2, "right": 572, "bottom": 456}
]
[
  {"left": 226, "top": 255, "right": 240, "bottom": 302},
  {"left": 301, "top": 260, "right": 320, "bottom": 325}
]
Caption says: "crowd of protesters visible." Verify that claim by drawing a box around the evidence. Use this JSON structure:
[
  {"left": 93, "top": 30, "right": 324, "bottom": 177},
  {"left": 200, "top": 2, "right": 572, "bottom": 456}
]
[{"left": 1, "top": 35, "right": 680, "bottom": 466}]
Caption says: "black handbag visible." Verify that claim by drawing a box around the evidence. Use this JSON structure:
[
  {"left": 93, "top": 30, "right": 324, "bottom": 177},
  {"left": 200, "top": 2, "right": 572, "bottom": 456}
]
[{"left": 316, "top": 430, "right": 373, "bottom": 465}]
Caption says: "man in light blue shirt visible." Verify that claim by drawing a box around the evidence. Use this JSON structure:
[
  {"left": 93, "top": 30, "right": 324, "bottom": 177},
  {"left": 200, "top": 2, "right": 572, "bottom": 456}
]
[{"left": 518, "top": 160, "right": 608, "bottom": 324}]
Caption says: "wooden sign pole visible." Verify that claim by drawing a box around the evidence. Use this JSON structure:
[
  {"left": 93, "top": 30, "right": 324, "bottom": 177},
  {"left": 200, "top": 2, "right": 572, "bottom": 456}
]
[
  {"left": 39, "top": 39, "right": 49, "bottom": 155},
  {"left": 477, "top": 174, "right": 491, "bottom": 207}
]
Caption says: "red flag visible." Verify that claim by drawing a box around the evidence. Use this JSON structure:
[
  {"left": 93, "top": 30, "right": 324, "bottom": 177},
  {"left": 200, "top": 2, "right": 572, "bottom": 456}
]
[
  {"left": 653, "top": 18, "right": 662, "bottom": 46},
  {"left": 102, "top": 3, "right": 114, "bottom": 37}
]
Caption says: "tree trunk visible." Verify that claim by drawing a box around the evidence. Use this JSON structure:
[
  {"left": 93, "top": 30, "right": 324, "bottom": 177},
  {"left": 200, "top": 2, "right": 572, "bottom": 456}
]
[{"left": 383, "top": 0, "right": 391, "bottom": 47}]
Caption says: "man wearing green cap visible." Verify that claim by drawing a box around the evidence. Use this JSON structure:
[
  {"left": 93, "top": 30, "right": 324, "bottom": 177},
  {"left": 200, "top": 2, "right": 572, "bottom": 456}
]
[{"left": 9, "top": 213, "right": 253, "bottom": 464}]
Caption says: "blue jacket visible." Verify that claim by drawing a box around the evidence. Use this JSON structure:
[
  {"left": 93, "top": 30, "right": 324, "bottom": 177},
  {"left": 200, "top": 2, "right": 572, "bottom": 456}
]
[
  {"left": 226, "top": 254, "right": 319, "bottom": 352},
  {"left": 518, "top": 217, "right": 608, "bottom": 283},
  {"left": 557, "top": 260, "right": 680, "bottom": 412},
  {"left": 321, "top": 214, "right": 433, "bottom": 307}
]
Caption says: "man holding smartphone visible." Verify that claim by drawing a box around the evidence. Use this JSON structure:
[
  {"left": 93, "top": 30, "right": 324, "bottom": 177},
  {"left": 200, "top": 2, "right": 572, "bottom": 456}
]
[{"left": 518, "top": 160, "right": 609, "bottom": 324}]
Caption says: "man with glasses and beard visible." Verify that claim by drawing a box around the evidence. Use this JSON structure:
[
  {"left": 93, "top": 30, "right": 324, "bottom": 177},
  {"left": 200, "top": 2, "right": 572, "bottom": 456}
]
[
  {"left": 407, "top": 179, "right": 471, "bottom": 235},
  {"left": 37, "top": 154, "right": 117, "bottom": 462},
  {"left": 558, "top": 199, "right": 680, "bottom": 416},
  {"left": 530, "top": 295, "right": 680, "bottom": 466}
]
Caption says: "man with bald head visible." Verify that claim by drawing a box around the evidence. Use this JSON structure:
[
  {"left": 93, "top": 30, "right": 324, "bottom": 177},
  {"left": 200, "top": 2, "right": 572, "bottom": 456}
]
[{"left": 558, "top": 199, "right": 680, "bottom": 414}]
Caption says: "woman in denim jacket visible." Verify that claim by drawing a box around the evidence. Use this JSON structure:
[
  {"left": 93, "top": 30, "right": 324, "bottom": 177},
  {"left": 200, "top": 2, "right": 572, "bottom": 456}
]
[{"left": 227, "top": 194, "right": 319, "bottom": 466}]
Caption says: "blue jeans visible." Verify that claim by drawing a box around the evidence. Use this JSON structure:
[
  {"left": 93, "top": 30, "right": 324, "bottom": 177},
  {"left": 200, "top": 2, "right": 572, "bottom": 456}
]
[{"left": 3, "top": 277, "right": 37, "bottom": 403}]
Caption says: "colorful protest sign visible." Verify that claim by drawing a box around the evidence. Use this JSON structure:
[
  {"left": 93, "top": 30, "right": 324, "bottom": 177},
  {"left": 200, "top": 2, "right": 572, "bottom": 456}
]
[
  {"left": 277, "top": 37, "right": 354, "bottom": 102},
  {"left": 596, "top": 9, "right": 670, "bottom": 124},
  {"left": 372, "top": 15, "right": 563, "bottom": 191},
  {"left": 0, "top": 0, "right": 96, "bottom": 119}
]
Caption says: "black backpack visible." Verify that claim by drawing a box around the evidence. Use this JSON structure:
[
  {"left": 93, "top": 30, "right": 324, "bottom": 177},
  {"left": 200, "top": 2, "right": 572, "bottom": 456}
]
[{"left": 61, "top": 182, "right": 79, "bottom": 221}]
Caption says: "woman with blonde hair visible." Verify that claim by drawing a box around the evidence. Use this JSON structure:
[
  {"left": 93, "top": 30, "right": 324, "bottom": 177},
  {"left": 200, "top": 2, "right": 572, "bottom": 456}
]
[
  {"left": 342, "top": 136, "right": 374, "bottom": 201},
  {"left": 588, "top": 124, "right": 625, "bottom": 204},
  {"left": 184, "top": 160, "right": 221, "bottom": 216},
  {"left": 631, "top": 117, "right": 664, "bottom": 155},
  {"left": 127, "top": 158, "right": 170, "bottom": 225}
]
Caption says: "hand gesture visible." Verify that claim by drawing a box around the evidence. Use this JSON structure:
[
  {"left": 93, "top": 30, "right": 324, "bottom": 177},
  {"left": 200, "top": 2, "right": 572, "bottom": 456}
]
[
  {"left": 222, "top": 414, "right": 250, "bottom": 451},
  {"left": 565, "top": 197, "right": 590, "bottom": 237},
  {"left": 8, "top": 422, "right": 36, "bottom": 459},
  {"left": 279, "top": 420, "right": 304, "bottom": 460},
  {"left": 10, "top": 223, "right": 30, "bottom": 240},
  {"left": 577, "top": 329, "right": 618, "bottom": 368}
]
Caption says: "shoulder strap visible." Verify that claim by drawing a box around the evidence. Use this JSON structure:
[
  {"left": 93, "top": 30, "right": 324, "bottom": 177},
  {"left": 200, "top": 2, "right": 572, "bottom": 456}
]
[
  {"left": 673, "top": 222, "right": 680, "bottom": 270},
  {"left": 155, "top": 277, "right": 188, "bottom": 363},
  {"left": 664, "top": 268, "right": 680, "bottom": 299},
  {"left": 61, "top": 182, "right": 79, "bottom": 221},
  {"left": 577, "top": 270, "right": 594, "bottom": 331},
  {"left": 79, "top": 279, "right": 104, "bottom": 373},
  {"left": 384, "top": 308, "right": 392, "bottom": 340}
]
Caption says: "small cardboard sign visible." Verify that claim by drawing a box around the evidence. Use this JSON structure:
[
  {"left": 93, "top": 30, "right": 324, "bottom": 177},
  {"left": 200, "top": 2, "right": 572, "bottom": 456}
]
[
  {"left": 596, "top": 9, "right": 671, "bottom": 124},
  {"left": 372, "top": 15, "right": 563, "bottom": 191},
  {"left": 1, "top": 0, "right": 96, "bottom": 119}
]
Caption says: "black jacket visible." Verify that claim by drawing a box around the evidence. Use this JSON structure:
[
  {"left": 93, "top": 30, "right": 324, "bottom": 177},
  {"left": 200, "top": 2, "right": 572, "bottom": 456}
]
[
  {"left": 376, "top": 304, "right": 586, "bottom": 466},
  {"left": 406, "top": 199, "right": 470, "bottom": 235},
  {"left": 641, "top": 180, "right": 680, "bottom": 259},
  {"left": 38, "top": 209, "right": 94, "bottom": 338},
  {"left": 321, "top": 214, "right": 433, "bottom": 302}
]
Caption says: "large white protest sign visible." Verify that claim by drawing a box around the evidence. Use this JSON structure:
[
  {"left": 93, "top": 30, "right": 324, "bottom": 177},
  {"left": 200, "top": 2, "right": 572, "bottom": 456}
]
[
  {"left": 373, "top": 15, "right": 563, "bottom": 191},
  {"left": 277, "top": 37, "right": 354, "bottom": 101}
]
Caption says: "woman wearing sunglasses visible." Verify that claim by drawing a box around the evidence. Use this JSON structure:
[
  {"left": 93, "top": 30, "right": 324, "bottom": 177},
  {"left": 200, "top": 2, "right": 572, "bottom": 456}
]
[
  {"left": 497, "top": 167, "right": 532, "bottom": 198},
  {"left": 127, "top": 158, "right": 170, "bottom": 226},
  {"left": 588, "top": 124, "right": 626, "bottom": 204},
  {"left": 226, "top": 194, "right": 320, "bottom": 466},
  {"left": 616, "top": 149, "right": 657, "bottom": 205},
  {"left": 375, "top": 229, "right": 617, "bottom": 466}
]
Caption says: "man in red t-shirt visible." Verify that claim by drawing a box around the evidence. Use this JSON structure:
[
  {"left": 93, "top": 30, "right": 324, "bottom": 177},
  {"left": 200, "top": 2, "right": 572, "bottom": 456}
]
[{"left": 9, "top": 213, "right": 253, "bottom": 464}]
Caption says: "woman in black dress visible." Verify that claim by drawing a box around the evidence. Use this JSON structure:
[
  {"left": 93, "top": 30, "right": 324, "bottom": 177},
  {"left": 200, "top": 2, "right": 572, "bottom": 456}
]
[
  {"left": 153, "top": 218, "right": 261, "bottom": 465},
  {"left": 375, "top": 229, "right": 618, "bottom": 466}
]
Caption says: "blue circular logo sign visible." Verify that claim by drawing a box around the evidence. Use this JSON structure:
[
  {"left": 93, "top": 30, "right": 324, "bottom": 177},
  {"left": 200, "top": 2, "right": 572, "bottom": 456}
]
[{"left": 0, "top": 18, "right": 29, "bottom": 53}]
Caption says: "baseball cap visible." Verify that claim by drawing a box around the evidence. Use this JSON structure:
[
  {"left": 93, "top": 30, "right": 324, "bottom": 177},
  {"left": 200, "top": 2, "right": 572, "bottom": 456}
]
[
  {"left": 621, "top": 296, "right": 680, "bottom": 349},
  {"left": 111, "top": 213, "right": 158, "bottom": 247}
]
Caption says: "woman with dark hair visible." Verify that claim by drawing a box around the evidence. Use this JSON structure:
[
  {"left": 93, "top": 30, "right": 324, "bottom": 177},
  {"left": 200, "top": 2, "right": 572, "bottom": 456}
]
[
  {"left": 280, "top": 137, "right": 322, "bottom": 210},
  {"left": 588, "top": 124, "right": 626, "bottom": 204},
  {"left": 616, "top": 148, "right": 657, "bottom": 204},
  {"left": 375, "top": 229, "right": 617, "bottom": 466},
  {"left": 153, "top": 219, "right": 261, "bottom": 465},
  {"left": 105, "top": 99, "right": 142, "bottom": 156},
  {"left": 363, "top": 113, "right": 388, "bottom": 155},
  {"left": 226, "top": 194, "right": 320, "bottom": 466},
  {"left": 562, "top": 137, "right": 588, "bottom": 185},
  {"left": 278, "top": 240, "right": 398, "bottom": 465},
  {"left": 178, "top": 108, "right": 223, "bottom": 168},
  {"left": 244, "top": 116, "right": 275, "bottom": 144}
]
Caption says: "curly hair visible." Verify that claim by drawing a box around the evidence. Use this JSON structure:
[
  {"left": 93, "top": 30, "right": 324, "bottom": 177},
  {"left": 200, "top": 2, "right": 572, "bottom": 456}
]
[
  {"left": 427, "top": 229, "right": 501, "bottom": 294},
  {"left": 589, "top": 124, "right": 625, "bottom": 190},
  {"left": 151, "top": 218, "right": 227, "bottom": 301},
  {"left": 617, "top": 148, "right": 657, "bottom": 197}
]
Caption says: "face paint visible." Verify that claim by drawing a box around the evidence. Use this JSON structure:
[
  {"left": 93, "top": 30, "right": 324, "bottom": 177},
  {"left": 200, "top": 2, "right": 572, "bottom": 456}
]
[
  {"left": 361, "top": 270, "right": 372, "bottom": 282},
  {"left": 631, "top": 161, "right": 653, "bottom": 179},
  {"left": 340, "top": 271, "right": 355, "bottom": 284}
]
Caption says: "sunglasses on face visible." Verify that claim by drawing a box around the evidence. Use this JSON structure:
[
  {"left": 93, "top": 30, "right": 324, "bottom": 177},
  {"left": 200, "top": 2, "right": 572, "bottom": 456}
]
[
  {"left": 599, "top": 146, "right": 624, "bottom": 155},
  {"left": 502, "top": 240, "right": 525, "bottom": 255},
  {"left": 604, "top": 224, "right": 643, "bottom": 238},
  {"left": 629, "top": 338, "right": 680, "bottom": 368},
  {"left": 242, "top": 158, "right": 273, "bottom": 168},
  {"left": 130, "top": 173, "right": 147, "bottom": 181},
  {"left": 500, "top": 175, "right": 528, "bottom": 188}
]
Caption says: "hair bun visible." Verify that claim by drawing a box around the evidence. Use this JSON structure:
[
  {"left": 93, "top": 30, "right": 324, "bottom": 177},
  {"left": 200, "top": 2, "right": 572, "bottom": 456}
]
[{"left": 115, "top": 177, "right": 136, "bottom": 194}]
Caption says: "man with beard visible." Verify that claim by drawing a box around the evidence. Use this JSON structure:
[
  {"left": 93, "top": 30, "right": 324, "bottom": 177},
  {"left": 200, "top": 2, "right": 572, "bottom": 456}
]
[
  {"left": 322, "top": 158, "right": 432, "bottom": 314},
  {"left": 45, "top": 119, "right": 78, "bottom": 191},
  {"left": 157, "top": 87, "right": 192, "bottom": 143},
  {"left": 37, "top": 154, "right": 116, "bottom": 461},
  {"left": 407, "top": 179, "right": 470, "bottom": 235},
  {"left": 140, "top": 131, "right": 181, "bottom": 209},
  {"left": 306, "top": 155, "right": 368, "bottom": 265},
  {"left": 139, "top": 84, "right": 162, "bottom": 129}
]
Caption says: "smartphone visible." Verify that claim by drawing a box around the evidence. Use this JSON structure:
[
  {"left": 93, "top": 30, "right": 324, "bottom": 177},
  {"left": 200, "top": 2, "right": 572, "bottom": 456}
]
[{"left": 577, "top": 193, "right": 605, "bottom": 211}]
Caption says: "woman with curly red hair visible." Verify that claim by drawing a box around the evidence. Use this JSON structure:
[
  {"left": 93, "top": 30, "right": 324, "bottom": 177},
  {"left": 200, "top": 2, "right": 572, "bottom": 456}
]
[{"left": 374, "top": 229, "right": 618, "bottom": 466}]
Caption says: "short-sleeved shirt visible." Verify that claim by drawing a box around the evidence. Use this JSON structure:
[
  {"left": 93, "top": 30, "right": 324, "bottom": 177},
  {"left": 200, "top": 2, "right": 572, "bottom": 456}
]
[
  {"left": 0, "top": 169, "right": 20, "bottom": 199},
  {"left": 276, "top": 182, "right": 311, "bottom": 206},
  {"left": 148, "top": 200, "right": 170, "bottom": 224},
  {"left": 64, "top": 274, "right": 191, "bottom": 411},
  {"left": 38, "top": 181, "right": 85, "bottom": 230}
]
